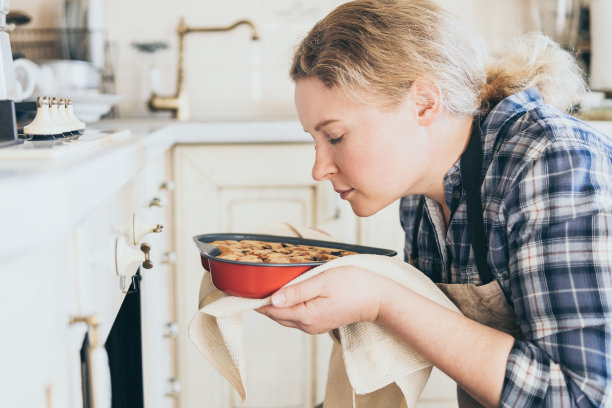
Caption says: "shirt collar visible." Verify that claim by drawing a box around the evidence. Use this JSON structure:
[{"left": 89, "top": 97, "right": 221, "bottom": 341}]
[
  {"left": 481, "top": 87, "right": 544, "bottom": 143},
  {"left": 442, "top": 87, "right": 545, "bottom": 212}
]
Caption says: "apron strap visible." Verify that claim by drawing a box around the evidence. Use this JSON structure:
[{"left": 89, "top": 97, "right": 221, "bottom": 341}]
[
  {"left": 460, "top": 116, "right": 493, "bottom": 284},
  {"left": 408, "top": 195, "right": 425, "bottom": 265},
  {"left": 410, "top": 116, "right": 492, "bottom": 285}
]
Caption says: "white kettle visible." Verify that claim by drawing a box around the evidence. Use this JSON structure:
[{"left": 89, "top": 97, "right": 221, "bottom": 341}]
[
  {"left": 0, "top": 38, "right": 37, "bottom": 102},
  {"left": 11, "top": 58, "right": 38, "bottom": 101},
  {"left": 0, "top": 0, "right": 37, "bottom": 102},
  {"left": 0, "top": 29, "right": 17, "bottom": 100}
]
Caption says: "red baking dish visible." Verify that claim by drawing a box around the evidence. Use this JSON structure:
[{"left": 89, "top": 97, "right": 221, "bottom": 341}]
[{"left": 193, "top": 233, "right": 397, "bottom": 298}]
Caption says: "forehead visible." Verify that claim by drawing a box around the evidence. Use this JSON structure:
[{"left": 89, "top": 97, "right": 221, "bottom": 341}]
[
  {"left": 295, "top": 78, "right": 347, "bottom": 105},
  {"left": 295, "top": 78, "right": 405, "bottom": 118},
  {"left": 295, "top": 79, "right": 365, "bottom": 126}
]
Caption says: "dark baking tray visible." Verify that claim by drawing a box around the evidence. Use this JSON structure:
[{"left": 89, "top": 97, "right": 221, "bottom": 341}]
[{"left": 193, "top": 233, "right": 397, "bottom": 298}]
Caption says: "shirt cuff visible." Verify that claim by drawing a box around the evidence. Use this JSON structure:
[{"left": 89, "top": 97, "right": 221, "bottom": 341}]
[{"left": 500, "top": 340, "right": 554, "bottom": 406}]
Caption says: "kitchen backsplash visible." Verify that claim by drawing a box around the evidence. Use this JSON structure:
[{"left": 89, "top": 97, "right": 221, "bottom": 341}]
[{"left": 13, "top": 0, "right": 530, "bottom": 120}]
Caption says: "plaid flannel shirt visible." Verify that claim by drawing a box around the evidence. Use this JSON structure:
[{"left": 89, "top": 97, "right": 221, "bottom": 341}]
[{"left": 400, "top": 88, "right": 612, "bottom": 407}]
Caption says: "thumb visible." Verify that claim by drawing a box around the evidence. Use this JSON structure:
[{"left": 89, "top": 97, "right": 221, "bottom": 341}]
[{"left": 270, "top": 276, "right": 322, "bottom": 307}]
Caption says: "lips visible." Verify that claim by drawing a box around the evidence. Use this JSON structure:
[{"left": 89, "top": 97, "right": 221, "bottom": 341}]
[{"left": 335, "top": 188, "right": 354, "bottom": 199}]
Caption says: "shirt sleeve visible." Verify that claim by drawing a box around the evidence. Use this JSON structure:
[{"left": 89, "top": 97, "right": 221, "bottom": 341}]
[{"left": 500, "top": 140, "right": 612, "bottom": 407}]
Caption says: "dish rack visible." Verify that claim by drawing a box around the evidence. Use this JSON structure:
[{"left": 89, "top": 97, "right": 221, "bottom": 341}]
[{"left": 9, "top": 27, "right": 116, "bottom": 94}]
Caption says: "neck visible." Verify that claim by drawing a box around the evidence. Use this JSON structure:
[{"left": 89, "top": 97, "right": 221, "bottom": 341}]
[{"left": 422, "top": 114, "right": 473, "bottom": 219}]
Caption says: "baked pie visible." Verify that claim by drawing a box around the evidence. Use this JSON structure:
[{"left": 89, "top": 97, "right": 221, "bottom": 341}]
[{"left": 209, "top": 239, "right": 358, "bottom": 264}]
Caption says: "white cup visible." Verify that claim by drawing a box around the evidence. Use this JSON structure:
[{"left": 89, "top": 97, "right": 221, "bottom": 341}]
[{"left": 12, "top": 58, "right": 39, "bottom": 101}]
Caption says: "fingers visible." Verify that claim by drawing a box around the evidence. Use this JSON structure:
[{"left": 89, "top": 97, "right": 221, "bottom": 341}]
[
  {"left": 255, "top": 306, "right": 303, "bottom": 330},
  {"left": 271, "top": 274, "right": 325, "bottom": 307},
  {"left": 256, "top": 303, "right": 306, "bottom": 324},
  {"left": 256, "top": 305, "right": 326, "bottom": 334}
]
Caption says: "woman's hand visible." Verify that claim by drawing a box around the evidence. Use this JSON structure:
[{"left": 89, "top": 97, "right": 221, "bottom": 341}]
[
  {"left": 256, "top": 266, "right": 392, "bottom": 334},
  {"left": 258, "top": 264, "right": 514, "bottom": 408}
]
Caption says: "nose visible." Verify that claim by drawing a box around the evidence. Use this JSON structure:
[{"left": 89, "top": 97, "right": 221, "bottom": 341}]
[{"left": 312, "top": 144, "right": 337, "bottom": 181}]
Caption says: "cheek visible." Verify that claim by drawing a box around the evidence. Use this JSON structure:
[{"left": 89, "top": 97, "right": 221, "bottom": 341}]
[{"left": 341, "top": 149, "right": 391, "bottom": 187}]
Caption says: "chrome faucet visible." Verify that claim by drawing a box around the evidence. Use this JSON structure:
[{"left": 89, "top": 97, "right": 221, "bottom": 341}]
[{"left": 148, "top": 17, "right": 260, "bottom": 120}]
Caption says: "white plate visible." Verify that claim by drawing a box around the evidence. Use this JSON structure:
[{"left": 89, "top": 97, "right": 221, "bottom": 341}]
[{"left": 67, "top": 92, "right": 124, "bottom": 122}]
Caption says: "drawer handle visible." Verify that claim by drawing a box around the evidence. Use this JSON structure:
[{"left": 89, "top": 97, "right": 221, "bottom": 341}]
[
  {"left": 164, "top": 322, "right": 179, "bottom": 339},
  {"left": 69, "top": 315, "right": 101, "bottom": 346},
  {"left": 165, "top": 378, "right": 181, "bottom": 399},
  {"left": 159, "top": 181, "right": 175, "bottom": 191},
  {"left": 162, "top": 251, "right": 177, "bottom": 266},
  {"left": 148, "top": 197, "right": 165, "bottom": 208}
]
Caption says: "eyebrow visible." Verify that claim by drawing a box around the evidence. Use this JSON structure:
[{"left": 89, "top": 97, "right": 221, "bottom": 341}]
[{"left": 314, "top": 119, "right": 339, "bottom": 131}]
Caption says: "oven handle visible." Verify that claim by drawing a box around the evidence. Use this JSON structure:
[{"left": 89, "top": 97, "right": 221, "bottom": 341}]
[{"left": 69, "top": 315, "right": 112, "bottom": 408}]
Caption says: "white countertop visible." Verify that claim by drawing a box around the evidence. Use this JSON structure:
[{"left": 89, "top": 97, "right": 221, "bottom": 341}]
[{"left": 0, "top": 119, "right": 312, "bottom": 258}]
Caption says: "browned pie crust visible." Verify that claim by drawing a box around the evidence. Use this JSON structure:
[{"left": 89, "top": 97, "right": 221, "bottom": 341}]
[{"left": 209, "top": 239, "right": 358, "bottom": 264}]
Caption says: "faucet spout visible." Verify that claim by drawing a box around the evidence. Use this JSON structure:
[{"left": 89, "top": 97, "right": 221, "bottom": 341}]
[
  {"left": 182, "top": 18, "right": 260, "bottom": 40},
  {"left": 147, "top": 17, "right": 260, "bottom": 120},
  {"left": 147, "top": 91, "right": 189, "bottom": 121}
]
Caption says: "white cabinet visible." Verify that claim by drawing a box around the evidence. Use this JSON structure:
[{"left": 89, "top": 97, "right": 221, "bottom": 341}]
[{"left": 173, "top": 143, "right": 358, "bottom": 408}]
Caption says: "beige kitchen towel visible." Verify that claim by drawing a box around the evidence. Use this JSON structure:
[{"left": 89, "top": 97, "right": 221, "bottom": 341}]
[{"left": 188, "top": 253, "right": 461, "bottom": 407}]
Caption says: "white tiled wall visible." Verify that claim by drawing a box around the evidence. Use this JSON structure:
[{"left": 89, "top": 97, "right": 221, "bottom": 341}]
[{"left": 13, "top": 0, "right": 530, "bottom": 120}]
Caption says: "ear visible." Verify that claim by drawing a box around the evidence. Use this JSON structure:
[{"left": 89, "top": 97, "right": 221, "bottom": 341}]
[{"left": 409, "top": 79, "right": 441, "bottom": 126}]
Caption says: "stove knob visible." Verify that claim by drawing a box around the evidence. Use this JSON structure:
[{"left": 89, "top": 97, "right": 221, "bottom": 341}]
[
  {"left": 115, "top": 236, "right": 153, "bottom": 292},
  {"left": 23, "top": 96, "right": 65, "bottom": 138},
  {"left": 65, "top": 99, "right": 86, "bottom": 134},
  {"left": 131, "top": 211, "right": 164, "bottom": 245},
  {"left": 140, "top": 243, "right": 153, "bottom": 269}
]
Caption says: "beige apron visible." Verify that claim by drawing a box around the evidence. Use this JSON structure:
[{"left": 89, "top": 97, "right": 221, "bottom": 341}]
[
  {"left": 436, "top": 281, "right": 523, "bottom": 408},
  {"left": 322, "top": 280, "right": 522, "bottom": 408}
]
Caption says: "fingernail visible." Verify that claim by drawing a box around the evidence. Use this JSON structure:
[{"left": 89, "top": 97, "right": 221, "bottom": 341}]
[{"left": 272, "top": 292, "right": 286, "bottom": 306}]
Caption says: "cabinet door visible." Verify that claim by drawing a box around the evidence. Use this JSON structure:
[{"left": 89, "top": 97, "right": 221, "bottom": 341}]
[
  {"left": 0, "top": 241, "right": 81, "bottom": 408},
  {"left": 174, "top": 144, "right": 354, "bottom": 408},
  {"left": 220, "top": 186, "right": 314, "bottom": 233}
]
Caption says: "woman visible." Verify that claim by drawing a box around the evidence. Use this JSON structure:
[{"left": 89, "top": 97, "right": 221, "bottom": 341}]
[{"left": 257, "top": 1, "right": 612, "bottom": 406}]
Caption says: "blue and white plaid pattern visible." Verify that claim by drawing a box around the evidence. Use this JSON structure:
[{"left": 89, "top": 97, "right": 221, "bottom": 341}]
[{"left": 400, "top": 88, "right": 612, "bottom": 407}]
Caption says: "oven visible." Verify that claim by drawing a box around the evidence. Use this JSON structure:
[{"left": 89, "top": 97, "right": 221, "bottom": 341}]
[
  {"left": 0, "top": 121, "right": 179, "bottom": 408},
  {"left": 69, "top": 156, "right": 178, "bottom": 408}
]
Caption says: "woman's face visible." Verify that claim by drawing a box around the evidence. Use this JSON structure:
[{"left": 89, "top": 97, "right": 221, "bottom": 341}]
[{"left": 295, "top": 78, "right": 438, "bottom": 217}]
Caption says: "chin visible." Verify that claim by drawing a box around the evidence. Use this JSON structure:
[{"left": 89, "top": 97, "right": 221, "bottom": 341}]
[
  {"left": 348, "top": 195, "right": 398, "bottom": 217},
  {"left": 349, "top": 202, "right": 380, "bottom": 217}
]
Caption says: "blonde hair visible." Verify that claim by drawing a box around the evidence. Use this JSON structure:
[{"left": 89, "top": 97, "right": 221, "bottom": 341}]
[
  {"left": 482, "top": 32, "right": 586, "bottom": 113},
  {"left": 290, "top": 0, "right": 587, "bottom": 115}
]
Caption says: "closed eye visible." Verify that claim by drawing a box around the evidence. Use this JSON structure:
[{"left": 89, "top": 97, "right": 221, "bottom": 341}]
[{"left": 328, "top": 135, "right": 344, "bottom": 145}]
